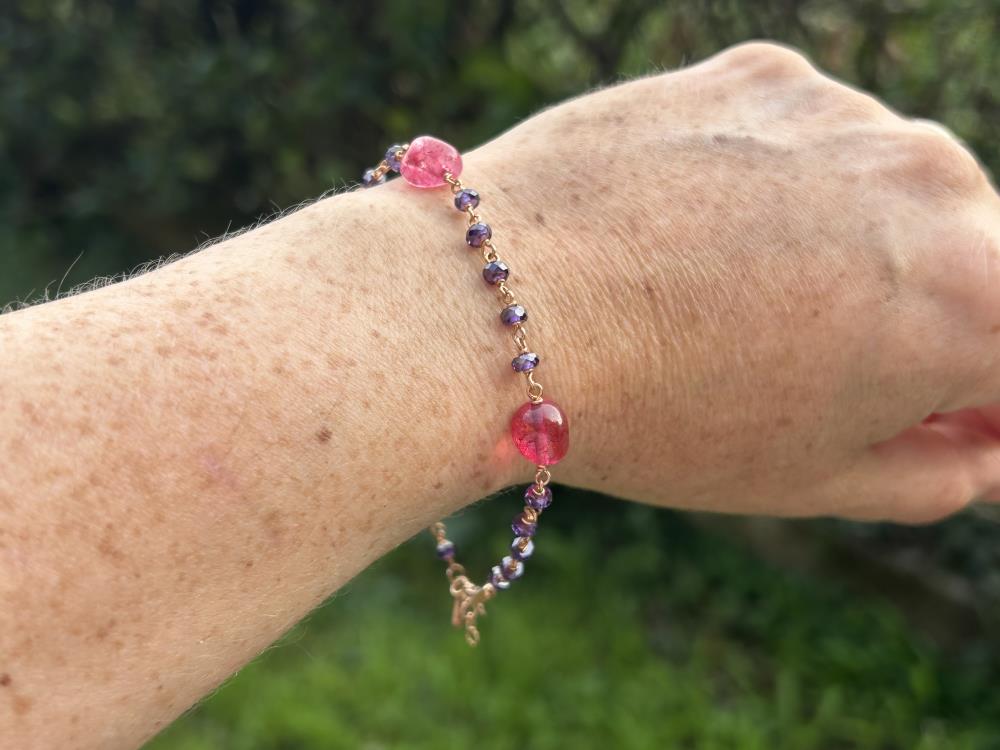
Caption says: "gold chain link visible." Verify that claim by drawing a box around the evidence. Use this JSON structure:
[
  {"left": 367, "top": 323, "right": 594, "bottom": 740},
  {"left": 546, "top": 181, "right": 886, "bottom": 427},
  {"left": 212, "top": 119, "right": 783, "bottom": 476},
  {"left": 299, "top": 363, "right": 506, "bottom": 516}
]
[
  {"left": 526, "top": 370, "right": 544, "bottom": 403},
  {"left": 511, "top": 324, "right": 529, "bottom": 353}
]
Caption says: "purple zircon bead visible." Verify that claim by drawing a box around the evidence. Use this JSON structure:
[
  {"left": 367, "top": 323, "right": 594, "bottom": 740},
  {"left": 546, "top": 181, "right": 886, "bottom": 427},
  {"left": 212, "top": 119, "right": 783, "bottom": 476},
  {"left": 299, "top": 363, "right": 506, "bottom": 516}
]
[
  {"left": 501, "top": 555, "right": 525, "bottom": 581},
  {"left": 512, "top": 513, "right": 537, "bottom": 537},
  {"left": 500, "top": 304, "right": 527, "bottom": 326},
  {"left": 384, "top": 144, "right": 405, "bottom": 172},
  {"left": 362, "top": 168, "right": 384, "bottom": 188},
  {"left": 466, "top": 222, "right": 491, "bottom": 247},
  {"left": 435, "top": 540, "right": 455, "bottom": 560},
  {"left": 490, "top": 564, "right": 511, "bottom": 590},
  {"left": 483, "top": 260, "right": 510, "bottom": 285},
  {"left": 511, "top": 536, "right": 535, "bottom": 561},
  {"left": 511, "top": 352, "right": 539, "bottom": 372},
  {"left": 454, "top": 188, "right": 480, "bottom": 211},
  {"left": 524, "top": 485, "right": 552, "bottom": 511}
]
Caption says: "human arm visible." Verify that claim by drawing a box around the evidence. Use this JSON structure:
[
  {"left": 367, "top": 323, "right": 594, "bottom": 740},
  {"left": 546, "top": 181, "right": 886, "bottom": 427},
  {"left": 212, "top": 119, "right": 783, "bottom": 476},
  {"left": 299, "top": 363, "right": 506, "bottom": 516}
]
[{"left": 2, "top": 42, "right": 1000, "bottom": 748}]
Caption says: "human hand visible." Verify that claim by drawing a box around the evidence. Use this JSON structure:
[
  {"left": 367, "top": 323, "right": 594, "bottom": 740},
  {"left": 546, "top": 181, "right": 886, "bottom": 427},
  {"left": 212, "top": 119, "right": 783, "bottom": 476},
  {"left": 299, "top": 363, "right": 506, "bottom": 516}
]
[{"left": 462, "top": 42, "right": 1000, "bottom": 522}]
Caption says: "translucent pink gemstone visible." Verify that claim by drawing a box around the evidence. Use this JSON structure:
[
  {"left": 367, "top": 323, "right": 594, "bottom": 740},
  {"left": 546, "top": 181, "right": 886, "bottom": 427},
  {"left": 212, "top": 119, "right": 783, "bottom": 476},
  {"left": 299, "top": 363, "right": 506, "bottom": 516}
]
[
  {"left": 399, "top": 135, "right": 462, "bottom": 188},
  {"left": 510, "top": 400, "right": 569, "bottom": 466}
]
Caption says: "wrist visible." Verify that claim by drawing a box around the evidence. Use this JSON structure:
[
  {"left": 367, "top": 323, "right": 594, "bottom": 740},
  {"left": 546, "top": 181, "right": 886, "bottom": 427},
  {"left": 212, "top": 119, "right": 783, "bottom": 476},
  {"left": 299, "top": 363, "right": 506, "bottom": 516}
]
[{"left": 278, "top": 185, "right": 531, "bottom": 514}]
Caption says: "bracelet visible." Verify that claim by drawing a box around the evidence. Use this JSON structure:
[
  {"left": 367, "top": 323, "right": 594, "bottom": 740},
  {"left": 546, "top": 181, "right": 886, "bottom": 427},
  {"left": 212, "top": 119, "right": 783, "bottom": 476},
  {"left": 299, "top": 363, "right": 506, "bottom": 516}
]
[{"left": 362, "top": 136, "right": 570, "bottom": 646}]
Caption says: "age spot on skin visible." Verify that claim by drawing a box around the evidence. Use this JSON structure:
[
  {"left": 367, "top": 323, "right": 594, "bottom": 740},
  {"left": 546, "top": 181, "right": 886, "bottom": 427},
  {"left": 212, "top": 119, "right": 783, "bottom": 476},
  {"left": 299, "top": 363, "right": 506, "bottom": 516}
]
[
  {"left": 0, "top": 673, "right": 10, "bottom": 686},
  {"left": 97, "top": 525, "right": 125, "bottom": 562},
  {"left": 95, "top": 618, "right": 117, "bottom": 641},
  {"left": 12, "top": 694, "right": 33, "bottom": 715},
  {"left": 316, "top": 427, "right": 332, "bottom": 444},
  {"left": 262, "top": 509, "right": 284, "bottom": 541}
]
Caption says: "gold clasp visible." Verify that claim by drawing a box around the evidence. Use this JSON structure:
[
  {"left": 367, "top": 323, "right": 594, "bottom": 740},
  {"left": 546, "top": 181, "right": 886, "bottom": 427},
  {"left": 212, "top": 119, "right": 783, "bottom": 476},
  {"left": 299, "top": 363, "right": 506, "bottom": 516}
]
[{"left": 448, "top": 575, "right": 495, "bottom": 646}]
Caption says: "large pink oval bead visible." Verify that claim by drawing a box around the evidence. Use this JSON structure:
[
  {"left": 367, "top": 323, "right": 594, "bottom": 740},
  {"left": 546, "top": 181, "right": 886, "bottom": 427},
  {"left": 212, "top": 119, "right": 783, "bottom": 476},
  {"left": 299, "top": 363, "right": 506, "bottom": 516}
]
[
  {"left": 510, "top": 400, "right": 569, "bottom": 466},
  {"left": 399, "top": 135, "right": 462, "bottom": 188}
]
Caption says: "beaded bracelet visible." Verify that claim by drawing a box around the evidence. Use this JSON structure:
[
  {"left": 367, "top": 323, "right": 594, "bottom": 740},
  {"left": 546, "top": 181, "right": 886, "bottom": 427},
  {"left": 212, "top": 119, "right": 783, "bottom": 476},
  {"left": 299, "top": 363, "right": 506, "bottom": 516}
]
[{"left": 362, "top": 136, "right": 569, "bottom": 646}]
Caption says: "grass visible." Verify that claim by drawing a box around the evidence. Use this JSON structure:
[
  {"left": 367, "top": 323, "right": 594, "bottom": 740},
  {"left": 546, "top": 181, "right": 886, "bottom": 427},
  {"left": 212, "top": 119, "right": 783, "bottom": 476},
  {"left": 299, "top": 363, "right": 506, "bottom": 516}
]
[{"left": 146, "top": 489, "right": 1000, "bottom": 750}]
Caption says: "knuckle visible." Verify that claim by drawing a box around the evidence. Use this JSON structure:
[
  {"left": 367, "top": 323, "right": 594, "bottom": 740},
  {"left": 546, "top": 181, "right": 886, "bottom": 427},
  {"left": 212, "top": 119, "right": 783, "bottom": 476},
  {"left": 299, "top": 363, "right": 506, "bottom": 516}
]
[
  {"left": 818, "top": 80, "right": 894, "bottom": 121},
  {"left": 715, "top": 41, "right": 816, "bottom": 81},
  {"left": 898, "top": 124, "right": 985, "bottom": 193},
  {"left": 918, "top": 476, "right": 973, "bottom": 522},
  {"left": 920, "top": 221, "right": 1000, "bottom": 333}
]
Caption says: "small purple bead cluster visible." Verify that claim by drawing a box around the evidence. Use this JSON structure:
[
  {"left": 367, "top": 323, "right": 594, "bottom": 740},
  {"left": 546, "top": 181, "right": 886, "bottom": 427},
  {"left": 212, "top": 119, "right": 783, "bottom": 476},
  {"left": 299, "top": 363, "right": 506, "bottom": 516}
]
[
  {"left": 453, "top": 188, "right": 540, "bottom": 374},
  {"left": 364, "top": 153, "right": 540, "bottom": 375},
  {"left": 362, "top": 143, "right": 406, "bottom": 187},
  {"left": 434, "top": 484, "right": 552, "bottom": 592},
  {"left": 491, "top": 484, "right": 552, "bottom": 591}
]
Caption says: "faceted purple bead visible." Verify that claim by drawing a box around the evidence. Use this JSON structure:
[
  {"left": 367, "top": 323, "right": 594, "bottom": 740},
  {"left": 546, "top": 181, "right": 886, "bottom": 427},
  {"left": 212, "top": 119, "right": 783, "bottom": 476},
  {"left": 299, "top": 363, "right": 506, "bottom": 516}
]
[
  {"left": 512, "top": 512, "right": 537, "bottom": 537},
  {"left": 362, "top": 168, "right": 384, "bottom": 188},
  {"left": 384, "top": 144, "right": 404, "bottom": 172},
  {"left": 502, "top": 555, "right": 525, "bottom": 581},
  {"left": 483, "top": 260, "right": 510, "bottom": 285},
  {"left": 466, "top": 222, "right": 491, "bottom": 247},
  {"left": 524, "top": 485, "right": 552, "bottom": 511},
  {"left": 454, "top": 189, "right": 480, "bottom": 211},
  {"left": 435, "top": 540, "right": 455, "bottom": 560},
  {"left": 490, "top": 564, "right": 511, "bottom": 590},
  {"left": 511, "top": 352, "right": 539, "bottom": 372},
  {"left": 500, "top": 304, "right": 527, "bottom": 326},
  {"left": 511, "top": 536, "right": 534, "bottom": 561}
]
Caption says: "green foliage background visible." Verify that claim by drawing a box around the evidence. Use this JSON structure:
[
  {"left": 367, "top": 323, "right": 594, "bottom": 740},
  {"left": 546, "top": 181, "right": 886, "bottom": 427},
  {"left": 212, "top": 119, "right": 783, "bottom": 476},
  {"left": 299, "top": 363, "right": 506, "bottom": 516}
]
[{"left": 3, "top": 1, "right": 1000, "bottom": 748}]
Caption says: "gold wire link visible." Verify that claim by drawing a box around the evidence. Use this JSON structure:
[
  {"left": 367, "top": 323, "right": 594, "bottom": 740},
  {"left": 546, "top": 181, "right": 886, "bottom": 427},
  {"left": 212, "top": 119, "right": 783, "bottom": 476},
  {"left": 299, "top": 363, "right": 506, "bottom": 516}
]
[
  {"left": 443, "top": 171, "right": 463, "bottom": 194},
  {"left": 464, "top": 617, "right": 480, "bottom": 646},
  {"left": 497, "top": 281, "right": 517, "bottom": 306},
  {"left": 535, "top": 465, "right": 552, "bottom": 488},
  {"left": 526, "top": 370, "right": 544, "bottom": 403},
  {"left": 466, "top": 206, "right": 480, "bottom": 225},
  {"left": 369, "top": 160, "right": 392, "bottom": 181},
  {"left": 512, "top": 324, "right": 529, "bottom": 353},
  {"left": 481, "top": 238, "right": 500, "bottom": 263}
]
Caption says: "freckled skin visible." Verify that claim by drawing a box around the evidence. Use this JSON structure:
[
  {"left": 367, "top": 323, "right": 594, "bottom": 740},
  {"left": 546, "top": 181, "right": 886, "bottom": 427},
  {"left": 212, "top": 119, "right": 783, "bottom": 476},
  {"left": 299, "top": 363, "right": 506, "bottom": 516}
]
[{"left": 1, "top": 42, "right": 1000, "bottom": 749}]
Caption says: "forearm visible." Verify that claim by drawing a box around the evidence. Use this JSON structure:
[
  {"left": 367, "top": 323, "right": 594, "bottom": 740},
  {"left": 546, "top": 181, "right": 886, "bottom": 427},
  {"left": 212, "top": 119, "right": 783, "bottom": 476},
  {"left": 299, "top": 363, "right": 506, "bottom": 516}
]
[
  {"left": 0, "top": 175, "right": 560, "bottom": 747},
  {"left": 6, "top": 41, "right": 1000, "bottom": 748}
]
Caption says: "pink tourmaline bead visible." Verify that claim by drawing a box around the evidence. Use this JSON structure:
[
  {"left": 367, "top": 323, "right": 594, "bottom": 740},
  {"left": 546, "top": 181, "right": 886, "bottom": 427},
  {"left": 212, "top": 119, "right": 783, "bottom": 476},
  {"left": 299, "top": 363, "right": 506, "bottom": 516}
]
[
  {"left": 510, "top": 400, "right": 569, "bottom": 465},
  {"left": 399, "top": 135, "right": 462, "bottom": 188}
]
